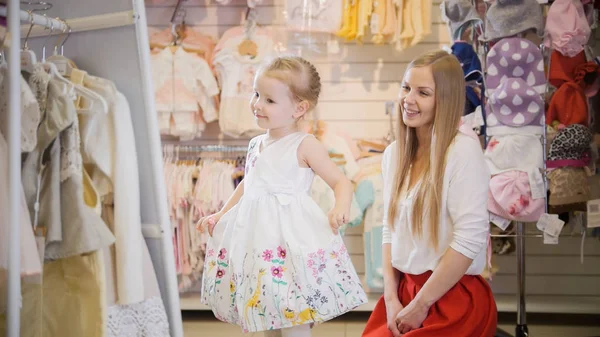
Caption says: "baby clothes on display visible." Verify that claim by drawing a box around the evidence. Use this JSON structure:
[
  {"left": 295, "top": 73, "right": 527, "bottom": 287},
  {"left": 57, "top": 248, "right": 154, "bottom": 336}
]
[
  {"left": 212, "top": 33, "right": 276, "bottom": 138},
  {"left": 479, "top": 0, "right": 544, "bottom": 43},
  {"left": 202, "top": 132, "right": 367, "bottom": 333},
  {"left": 546, "top": 50, "right": 600, "bottom": 127},
  {"left": 484, "top": 38, "right": 546, "bottom": 136},
  {"left": 483, "top": 37, "right": 548, "bottom": 227},
  {"left": 151, "top": 47, "right": 220, "bottom": 140},
  {"left": 544, "top": 0, "right": 591, "bottom": 58},
  {"left": 285, "top": 0, "right": 343, "bottom": 33}
]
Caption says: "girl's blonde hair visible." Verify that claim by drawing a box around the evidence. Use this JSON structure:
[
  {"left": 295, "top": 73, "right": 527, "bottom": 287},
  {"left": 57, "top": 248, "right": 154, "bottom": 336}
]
[
  {"left": 257, "top": 55, "right": 322, "bottom": 110},
  {"left": 387, "top": 50, "right": 465, "bottom": 250}
]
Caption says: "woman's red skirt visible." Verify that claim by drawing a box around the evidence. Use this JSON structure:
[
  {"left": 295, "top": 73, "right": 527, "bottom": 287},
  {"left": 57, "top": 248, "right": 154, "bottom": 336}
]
[{"left": 362, "top": 271, "right": 497, "bottom": 337}]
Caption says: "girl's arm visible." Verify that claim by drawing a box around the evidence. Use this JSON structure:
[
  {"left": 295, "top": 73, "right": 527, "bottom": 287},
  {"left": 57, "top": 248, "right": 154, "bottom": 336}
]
[
  {"left": 218, "top": 179, "right": 244, "bottom": 215},
  {"left": 197, "top": 180, "right": 244, "bottom": 234},
  {"left": 298, "top": 136, "right": 354, "bottom": 230}
]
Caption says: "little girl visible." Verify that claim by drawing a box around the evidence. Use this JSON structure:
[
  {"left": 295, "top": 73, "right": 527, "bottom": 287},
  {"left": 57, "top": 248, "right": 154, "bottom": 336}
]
[{"left": 197, "top": 56, "right": 367, "bottom": 336}]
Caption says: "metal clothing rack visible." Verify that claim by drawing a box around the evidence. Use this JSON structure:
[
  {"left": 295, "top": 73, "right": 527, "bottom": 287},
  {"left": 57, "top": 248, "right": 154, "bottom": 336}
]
[
  {"left": 163, "top": 144, "right": 248, "bottom": 161},
  {"left": 476, "top": 1, "right": 551, "bottom": 336}
]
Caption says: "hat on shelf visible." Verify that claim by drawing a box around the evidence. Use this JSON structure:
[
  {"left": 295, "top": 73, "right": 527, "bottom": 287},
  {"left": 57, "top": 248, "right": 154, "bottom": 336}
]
[
  {"left": 548, "top": 167, "right": 591, "bottom": 206},
  {"left": 544, "top": 0, "right": 591, "bottom": 57},
  {"left": 485, "top": 37, "right": 546, "bottom": 96},
  {"left": 442, "top": 0, "right": 483, "bottom": 41},
  {"left": 484, "top": 134, "right": 544, "bottom": 174},
  {"left": 479, "top": 0, "right": 544, "bottom": 42},
  {"left": 546, "top": 50, "right": 600, "bottom": 126},
  {"left": 547, "top": 124, "right": 592, "bottom": 168},
  {"left": 488, "top": 170, "right": 546, "bottom": 223},
  {"left": 451, "top": 41, "right": 484, "bottom": 113},
  {"left": 485, "top": 78, "right": 545, "bottom": 135}
]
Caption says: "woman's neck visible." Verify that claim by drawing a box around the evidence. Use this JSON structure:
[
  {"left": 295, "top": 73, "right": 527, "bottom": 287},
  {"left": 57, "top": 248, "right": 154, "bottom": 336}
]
[
  {"left": 415, "top": 125, "right": 432, "bottom": 156},
  {"left": 266, "top": 125, "right": 299, "bottom": 141}
]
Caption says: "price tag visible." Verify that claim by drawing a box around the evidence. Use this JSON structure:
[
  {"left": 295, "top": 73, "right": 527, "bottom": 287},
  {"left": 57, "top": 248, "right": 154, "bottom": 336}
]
[
  {"left": 490, "top": 213, "right": 511, "bottom": 231},
  {"left": 544, "top": 215, "right": 566, "bottom": 237},
  {"left": 327, "top": 39, "right": 340, "bottom": 55},
  {"left": 536, "top": 213, "right": 557, "bottom": 232},
  {"left": 587, "top": 199, "right": 600, "bottom": 228},
  {"left": 543, "top": 232, "right": 559, "bottom": 244}
]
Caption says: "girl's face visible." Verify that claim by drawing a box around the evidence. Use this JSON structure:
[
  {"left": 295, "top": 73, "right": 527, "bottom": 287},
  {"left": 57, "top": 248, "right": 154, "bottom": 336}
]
[
  {"left": 399, "top": 65, "right": 436, "bottom": 130},
  {"left": 250, "top": 74, "right": 303, "bottom": 130}
]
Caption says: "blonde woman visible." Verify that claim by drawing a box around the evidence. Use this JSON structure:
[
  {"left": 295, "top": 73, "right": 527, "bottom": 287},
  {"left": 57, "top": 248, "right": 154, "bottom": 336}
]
[{"left": 362, "top": 51, "right": 497, "bottom": 337}]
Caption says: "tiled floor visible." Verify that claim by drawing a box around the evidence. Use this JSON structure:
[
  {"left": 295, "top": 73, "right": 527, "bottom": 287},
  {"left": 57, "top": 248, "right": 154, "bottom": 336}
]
[{"left": 182, "top": 315, "right": 600, "bottom": 337}]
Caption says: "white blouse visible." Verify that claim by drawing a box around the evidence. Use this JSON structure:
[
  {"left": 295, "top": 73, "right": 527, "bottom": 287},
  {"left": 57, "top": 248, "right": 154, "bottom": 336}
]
[{"left": 381, "top": 133, "right": 490, "bottom": 275}]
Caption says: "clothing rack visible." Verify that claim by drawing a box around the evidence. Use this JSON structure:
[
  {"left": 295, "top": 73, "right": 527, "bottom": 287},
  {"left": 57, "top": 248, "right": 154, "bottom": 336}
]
[
  {"left": 1, "top": 1, "right": 184, "bottom": 336},
  {"left": 0, "top": 7, "right": 138, "bottom": 39},
  {"left": 3, "top": 1, "right": 22, "bottom": 336},
  {"left": 163, "top": 144, "right": 247, "bottom": 162}
]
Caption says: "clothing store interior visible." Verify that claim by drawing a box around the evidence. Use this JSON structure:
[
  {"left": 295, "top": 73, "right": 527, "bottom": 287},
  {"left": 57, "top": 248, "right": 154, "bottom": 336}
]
[{"left": 1, "top": 0, "right": 600, "bottom": 336}]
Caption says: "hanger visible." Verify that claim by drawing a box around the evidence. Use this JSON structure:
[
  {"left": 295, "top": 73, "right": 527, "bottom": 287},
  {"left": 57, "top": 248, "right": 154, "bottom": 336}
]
[
  {"left": 46, "top": 19, "right": 74, "bottom": 77},
  {"left": 20, "top": 11, "right": 37, "bottom": 74},
  {"left": 0, "top": 19, "right": 6, "bottom": 65},
  {"left": 43, "top": 61, "right": 108, "bottom": 114},
  {"left": 33, "top": 21, "right": 108, "bottom": 114},
  {"left": 358, "top": 139, "right": 386, "bottom": 151},
  {"left": 238, "top": 7, "right": 258, "bottom": 58}
]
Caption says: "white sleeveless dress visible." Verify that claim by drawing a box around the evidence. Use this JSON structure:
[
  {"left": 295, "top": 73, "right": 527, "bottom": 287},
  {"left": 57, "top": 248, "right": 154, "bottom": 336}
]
[{"left": 201, "top": 132, "right": 367, "bottom": 333}]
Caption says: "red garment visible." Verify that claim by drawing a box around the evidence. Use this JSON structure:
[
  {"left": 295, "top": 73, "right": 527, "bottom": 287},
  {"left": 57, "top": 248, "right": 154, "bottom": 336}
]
[
  {"left": 362, "top": 271, "right": 497, "bottom": 337},
  {"left": 547, "top": 50, "right": 600, "bottom": 126}
]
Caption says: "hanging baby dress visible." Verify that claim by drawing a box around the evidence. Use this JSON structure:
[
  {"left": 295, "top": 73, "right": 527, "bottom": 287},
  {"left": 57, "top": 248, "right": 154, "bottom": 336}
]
[{"left": 201, "top": 132, "right": 367, "bottom": 333}]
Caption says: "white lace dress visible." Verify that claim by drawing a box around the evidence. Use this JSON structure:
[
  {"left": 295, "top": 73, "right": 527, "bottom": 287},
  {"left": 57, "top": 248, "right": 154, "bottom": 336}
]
[{"left": 202, "top": 132, "right": 367, "bottom": 333}]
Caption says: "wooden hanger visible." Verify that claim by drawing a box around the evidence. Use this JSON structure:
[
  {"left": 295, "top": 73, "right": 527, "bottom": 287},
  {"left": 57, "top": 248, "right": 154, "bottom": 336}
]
[
  {"left": 238, "top": 7, "right": 258, "bottom": 58},
  {"left": 359, "top": 151, "right": 380, "bottom": 158},
  {"left": 358, "top": 139, "right": 386, "bottom": 151}
]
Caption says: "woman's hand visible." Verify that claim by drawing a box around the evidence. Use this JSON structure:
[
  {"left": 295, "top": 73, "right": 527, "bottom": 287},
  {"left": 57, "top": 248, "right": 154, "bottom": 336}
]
[
  {"left": 196, "top": 212, "right": 223, "bottom": 237},
  {"left": 395, "top": 298, "right": 430, "bottom": 334},
  {"left": 385, "top": 298, "right": 404, "bottom": 337},
  {"left": 328, "top": 206, "right": 349, "bottom": 234}
]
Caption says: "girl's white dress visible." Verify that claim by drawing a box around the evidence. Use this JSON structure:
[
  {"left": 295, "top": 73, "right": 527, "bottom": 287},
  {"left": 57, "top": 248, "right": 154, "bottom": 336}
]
[{"left": 201, "top": 132, "right": 367, "bottom": 333}]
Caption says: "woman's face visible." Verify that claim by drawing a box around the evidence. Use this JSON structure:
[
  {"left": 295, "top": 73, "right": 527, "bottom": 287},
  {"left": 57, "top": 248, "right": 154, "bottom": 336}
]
[{"left": 399, "top": 65, "right": 436, "bottom": 130}]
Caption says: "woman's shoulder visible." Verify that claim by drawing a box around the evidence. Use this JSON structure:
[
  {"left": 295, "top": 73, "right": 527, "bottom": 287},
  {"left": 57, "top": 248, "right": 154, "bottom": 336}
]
[
  {"left": 380, "top": 141, "right": 397, "bottom": 177},
  {"left": 446, "top": 132, "right": 489, "bottom": 178},
  {"left": 448, "top": 132, "right": 484, "bottom": 159}
]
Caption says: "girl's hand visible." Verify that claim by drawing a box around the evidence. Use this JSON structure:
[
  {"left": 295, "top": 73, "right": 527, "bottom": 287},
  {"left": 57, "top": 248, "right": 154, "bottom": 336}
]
[
  {"left": 328, "top": 206, "right": 349, "bottom": 234},
  {"left": 196, "top": 212, "right": 223, "bottom": 237}
]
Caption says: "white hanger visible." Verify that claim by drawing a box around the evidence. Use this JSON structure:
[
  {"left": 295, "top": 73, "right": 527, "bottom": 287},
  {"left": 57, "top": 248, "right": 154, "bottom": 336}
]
[
  {"left": 20, "top": 11, "right": 37, "bottom": 74},
  {"left": 34, "top": 19, "right": 107, "bottom": 114},
  {"left": 44, "top": 62, "right": 108, "bottom": 114},
  {"left": 46, "top": 19, "right": 74, "bottom": 77}
]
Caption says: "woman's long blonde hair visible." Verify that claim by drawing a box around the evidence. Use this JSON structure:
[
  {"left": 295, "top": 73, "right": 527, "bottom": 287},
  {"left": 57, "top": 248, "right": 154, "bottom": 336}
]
[{"left": 387, "top": 50, "right": 465, "bottom": 250}]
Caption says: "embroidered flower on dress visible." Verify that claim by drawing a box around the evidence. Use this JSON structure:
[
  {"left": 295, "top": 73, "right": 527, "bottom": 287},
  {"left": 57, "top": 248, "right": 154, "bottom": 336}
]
[
  {"left": 262, "top": 249, "right": 273, "bottom": 262},
  {"left": 216, "top": 268, "right": 225, "bottom": 278},
  {"left": 207, "top": 249, "right": 215, "bottom": 257},
  {"left": 218, "top": 248, "right": 227, "bottom": 260},
  {"left": 271, "top": 266, "right": 284, "bottom": 278},
  {"left": 277, "top": 246, "right": 287, "bottom": 259}
]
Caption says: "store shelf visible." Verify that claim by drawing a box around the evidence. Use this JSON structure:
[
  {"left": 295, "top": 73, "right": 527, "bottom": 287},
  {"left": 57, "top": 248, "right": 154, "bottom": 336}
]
[{"left": 179, "top": 293, "right": 600, "bottom": 314}]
